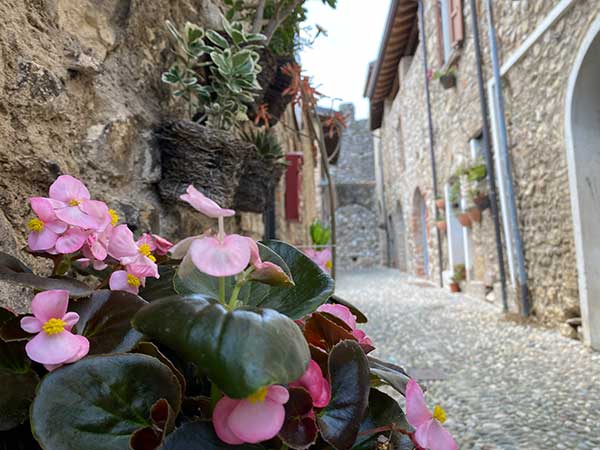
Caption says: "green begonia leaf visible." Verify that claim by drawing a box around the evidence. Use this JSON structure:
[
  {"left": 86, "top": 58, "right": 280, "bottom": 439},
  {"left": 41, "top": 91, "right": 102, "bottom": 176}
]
[
  {"left": 162, "top": 421, "right": 264, "bottom": 450},
  {"left": 31, "top": 354, "right": 181, "bottom": 450},
  {"left": 132, "top": 295, "right": 310, "bottom": 398}
]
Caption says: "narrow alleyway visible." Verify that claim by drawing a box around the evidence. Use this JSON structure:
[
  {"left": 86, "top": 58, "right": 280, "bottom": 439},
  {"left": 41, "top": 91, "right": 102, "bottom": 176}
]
[{"left": 336, "top": 269, "right": 600, "bottom": 450}]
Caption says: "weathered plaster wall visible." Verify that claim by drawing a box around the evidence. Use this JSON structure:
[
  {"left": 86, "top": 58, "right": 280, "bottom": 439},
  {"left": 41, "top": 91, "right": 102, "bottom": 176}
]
[{"left": 376, "top": 0, "right": 600, "bottom": 326}]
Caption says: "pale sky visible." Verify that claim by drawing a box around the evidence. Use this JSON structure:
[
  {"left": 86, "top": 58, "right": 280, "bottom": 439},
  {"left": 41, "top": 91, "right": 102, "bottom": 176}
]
[{"left": 299, "top": 0, "right": 392, "bottom": 119}]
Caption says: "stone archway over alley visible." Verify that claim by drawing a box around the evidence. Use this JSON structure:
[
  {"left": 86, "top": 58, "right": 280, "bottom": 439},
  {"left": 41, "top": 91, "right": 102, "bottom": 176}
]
[{"left": 337, "top": 268, "right": 600, "bottom": 450}]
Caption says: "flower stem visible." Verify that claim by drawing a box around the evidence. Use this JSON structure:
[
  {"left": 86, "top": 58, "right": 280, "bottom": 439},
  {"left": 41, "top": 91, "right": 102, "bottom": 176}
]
[
  {"left": 228, "top": 283, "right": 242, "bottom": 310},
  {"left": 217, "top": 216, "right": 225, "bottom": 242},
  {"left": 210, "top": 382, "right": 222, "bottom": 413},
  {"left": 218, "top": 277, "right": 226, "bottom": 304}
]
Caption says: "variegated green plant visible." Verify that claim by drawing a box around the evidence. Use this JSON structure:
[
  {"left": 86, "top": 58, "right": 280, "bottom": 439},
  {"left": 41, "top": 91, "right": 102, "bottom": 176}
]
[{"left": 162, "top": 19, "right": 266, "bottom": 130}]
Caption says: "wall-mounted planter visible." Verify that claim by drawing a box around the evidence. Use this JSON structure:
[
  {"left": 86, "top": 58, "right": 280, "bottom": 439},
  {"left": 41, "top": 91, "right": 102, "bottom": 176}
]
[
  {"left": 457, "top": 212, "right": 472, "bottom": 228},
  {"left": 436, "top": 220, "right": 447, "bottom": 234},
  {"left": 234, "top": 157, "right": 286, "bottom": 214},
  {"left": 467, "top": 207, "right": 482, "bottom": 223},
  {"left": 435, "top": 198, "right": 446, "bottom": 209},
  {"left": 156, "top": 120, "right": 253, "bottom": 207},
  {"left": 439, "top": 73, "right": 456, "bottom": 90},
  {"left": 449, "top": 282, "right": 460, "bottom": 293},
  {"left": 474, "top": 193, "right": 490, "bottom": 211}
]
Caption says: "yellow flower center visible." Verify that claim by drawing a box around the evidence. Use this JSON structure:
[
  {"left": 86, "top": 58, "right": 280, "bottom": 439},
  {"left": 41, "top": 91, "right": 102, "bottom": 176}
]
[
  {"left": 127, "top": 274, "right": 141, "bottom": 287},
  {"left": 433, "top": 405, "right": 446, "bottom": 424},
  {"left": 247, "top": 387, "right": 268, "bottom": 403},
  {"left": 325, "top": 260, "right": 333, "bottom": 270},
  {"left": 28, "top": 218, "right": 44, "bottom": 232},
  {"left": 68, "top": 199, "right": 81, "bottom": 207},
  {"left": 138, "top": 244, "right": 156, "bottom": 262},
  {"left": 108, "top": 209, "right": 119, "bottom": 226},
  {"left": 42, "top": 318, "right": 66, "bottom": 336}
]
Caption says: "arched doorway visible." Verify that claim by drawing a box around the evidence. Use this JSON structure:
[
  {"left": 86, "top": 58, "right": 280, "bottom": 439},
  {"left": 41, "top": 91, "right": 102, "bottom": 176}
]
[
  {"left": 565, "top": 17, "right": 600, "bottom": 349},
  {"left": 412, "top": 189, "right": 430, "bottom": 277}
]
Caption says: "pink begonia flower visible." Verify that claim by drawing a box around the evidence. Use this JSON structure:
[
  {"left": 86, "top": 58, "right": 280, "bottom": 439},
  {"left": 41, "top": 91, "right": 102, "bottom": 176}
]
[
  {"left": 151, "top": 234, "right": 174, "bottom": 255},
  {"left": 107, "top": 225, "right": 159, "bottom": 278},
  {"left": 20, "top": 290, "right": 89, "bottom": 371},
  {"left": 304, "top": 248, "right": 332, "bottom": 273},
  {"left": 27, "top": 197, "right": 68, "bottom": 251},
  {"left": 213, "top": 385, "right": 289, "bottom": 444},
  {"left": 109, "top": 264, "right": 156, "bottom": 294},
  {"left": 189, "top": 235, "right": 251, "bottom": 277},
  {"left": 180, "top": 185, "right": 235, "bottom": 218},
  {"left": 246, "top": 238, "right": 293, "bottom": 286},
  {"left": 406, "top": 379, "right": 457, "bottom": 450},
  {"left": 47, "top": 175, "right": 108, "bottom": 230},
  {"left": 289, "top": 360, "right": 331, "bottom": 408},
  {"left": 317, "top": 304, "right": 375, "bottom": 353}
]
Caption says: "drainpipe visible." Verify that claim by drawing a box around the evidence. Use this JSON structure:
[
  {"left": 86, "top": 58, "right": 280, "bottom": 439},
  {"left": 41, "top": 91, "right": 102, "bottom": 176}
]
[
  {"left": 484, "top": 0, "right": 530, "bottom": 316},
  {"left": 418, "top": 0, "right": 444, "bottom": 287},
  {"left": 468, "top": 0, "right": 508, "bottom": 312}
]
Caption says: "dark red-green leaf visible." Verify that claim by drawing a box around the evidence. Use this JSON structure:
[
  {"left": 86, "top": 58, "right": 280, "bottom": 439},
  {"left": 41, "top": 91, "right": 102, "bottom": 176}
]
[
  {"left": 0, "top": 340, "right": 39, "bottom": 431},
  {"left": 0, "top": 311, "right": 29, "bottom": 342},
  {"left": 161, "top": 421, "right": 264, "bottom": 450},
  {"left": 351, "top": 389, "right": 410, "bottom": 450},
  {"left": 129, "top": 399, "right": 176, "bottom": 450},
  {"left": 278, "top": 387, "right": 318, "bottom": 450},
  {"left": 134, "top": 341, "right": 187, "bottom": 395},
  {"left": 132, "top": 295, "right": 310, "bottom": 398},
  {"left": 367, "top": 356, "right": 410, "bottom": 396},
  {"left": 317, "top": 340, "right": 370, "bottom": 450},
  {"left": 304, "top": 312, "right": 356, "bottom": 351},
  {"left": 30, "top": 354, "right": 182, "bottom": 450},
  {"left": 139, "top": 263, "right": 178, "bottom": 301},
  {"left": 70, "top": 290, "right": 146, "bottom": 354}
]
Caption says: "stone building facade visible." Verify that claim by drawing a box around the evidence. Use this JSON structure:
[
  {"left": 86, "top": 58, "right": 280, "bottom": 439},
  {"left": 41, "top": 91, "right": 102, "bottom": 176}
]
[
  {"left": 0, "top": 0, "right": 321, "bottom": 311},
  {"left": 367, "top": 0, "right": 600, "bottom": 349},
  {"left": 329, "top": 103, "right": 381, "bottom": 270}
]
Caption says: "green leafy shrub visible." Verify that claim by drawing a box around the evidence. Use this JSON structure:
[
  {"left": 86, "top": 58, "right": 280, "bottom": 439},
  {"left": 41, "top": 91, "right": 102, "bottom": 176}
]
[
  {"left": 240, "top": 128, "right": 285, "bottom": 161},
  {"left": 162, "top": 19, "right": 266, "bottom": 130}
]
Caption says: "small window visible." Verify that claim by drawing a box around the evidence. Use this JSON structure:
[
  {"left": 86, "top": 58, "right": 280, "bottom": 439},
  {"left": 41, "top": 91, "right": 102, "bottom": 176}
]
[{"left": 435, "top": 0, "right": 464, "bottom": 65}]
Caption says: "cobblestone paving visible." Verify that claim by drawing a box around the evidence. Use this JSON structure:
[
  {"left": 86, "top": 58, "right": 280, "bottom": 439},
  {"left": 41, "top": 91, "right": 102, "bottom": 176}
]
[{"left": 336, "top": 268, "right": 600, "bottom": 450}]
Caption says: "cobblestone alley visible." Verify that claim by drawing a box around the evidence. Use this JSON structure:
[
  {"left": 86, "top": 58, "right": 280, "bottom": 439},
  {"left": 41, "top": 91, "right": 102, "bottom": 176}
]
[{"left": 336, "top": 268, "right": 600, "bottom": 450}]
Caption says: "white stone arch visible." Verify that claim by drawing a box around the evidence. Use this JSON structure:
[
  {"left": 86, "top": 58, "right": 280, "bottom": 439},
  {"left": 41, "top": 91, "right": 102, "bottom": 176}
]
[{"left": 565, "top": 15, "right": 600, "bottom": 350}]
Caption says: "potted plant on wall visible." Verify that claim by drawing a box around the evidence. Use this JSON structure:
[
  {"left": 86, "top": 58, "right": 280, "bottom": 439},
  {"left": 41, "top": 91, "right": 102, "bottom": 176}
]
[
  {"left": 432, "top": 66, "right": 457, "bottom": 90},
  {"left": 435, "top": 195, "right": 445, "bottom": 209},
  {"left": 450, "top": 264, "right": 466, "bottom": 292},
  {"left": 234, "top": 128, "right": 287, "bottom": 212},
  {"left": 158, "top": 19, "right": 264, "bottom": 206},
  {"left": 436, "top": 210, "right": 447, "bottom": 234}
]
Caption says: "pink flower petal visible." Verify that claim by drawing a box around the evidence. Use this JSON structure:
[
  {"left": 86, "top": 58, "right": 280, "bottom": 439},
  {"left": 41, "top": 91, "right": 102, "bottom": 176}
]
[
  {"left": 213, "top": 397, "right": 245, "bottom": 445},
  {"left": 427, "top": 419, "right": 458, "bottom": 450},
  {"left": 180, "top": 185, "right": 235, "bottom": 218},
  {"left": 136, "top": 233, "right": 156, "bottom": 251},
  {"left": 55, "top": 206, "right": 101, "bottom": 229},
  {"left": 28, "top": 228, "right": 59, "bottom": 251},
  {"left": 266, "top": 385, "right": 290, "bottom": 404},
  {"left": 62, "top": 312, "right": 80, "bottom": 330},
  {"left": 30, "top": 197, "right": 58, "bottom": 223},
  {"left": 189, "top": 235, "right": 251, "bottom": 277},
  {"left": 31, "top": 290, "right": 69, "bottom": 323},
  {"left": 290, "top": 360, "right": 330, "bottom": 408},
  {"left": 109, "top": 270, "right": 139, "bottom": 294},
  {"left": 406, "top": 379, "right": 432, "bottom": 428},
  {"left": 25, "top": 330, "right": 82, "bottom": 365},
  {"left": 414, "top": 420, "right": 432, "bottom": 449},
  {"left": 87, "top": 234, "right": 108, "bottom": 261},
  {"left": 80, "top": 200, "right": 109, "bottom": 230},
  {"left": 152, "top": 234, "right": 173, "bottom": 255},
  {"left": 169, "top": 235, "right": 202, "bottom": 259},
  {"left": 45, "top": 220, "right": 68, "bottom": 234},
  {"left": 107, "top": 224, "right": 138, "bottom": 259},
  {"left": 49, "top": 175, "right": 90, "bottom": 203},
  {"left": 55, "top": 228, "right": 88, "bottom": 254},
  {"left": 20, "top": 316, "right": 42, "bottom": 334},
  {"left": 227, "top": 398, "right": 286, "bottom": 443},
  {"left": 63, "top": 335, "right": 90, "bottom": 364},
  {"left": 316, "top": 304, "right": 357, "bottom": 330},
  {"left": 128, "top": 263, "right": 158, "bottom": 279}
]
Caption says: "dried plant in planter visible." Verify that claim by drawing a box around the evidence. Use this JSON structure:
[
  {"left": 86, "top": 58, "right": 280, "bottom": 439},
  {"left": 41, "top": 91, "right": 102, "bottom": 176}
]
[
  {"left": 156, "top": 120, "right": 254, "bottom": 206},
  {"left": 157, "top": 19, "right": 265, "bottom": 204},
  {"left": 234, "top": 128, "right": 287, "bottom": 212}
]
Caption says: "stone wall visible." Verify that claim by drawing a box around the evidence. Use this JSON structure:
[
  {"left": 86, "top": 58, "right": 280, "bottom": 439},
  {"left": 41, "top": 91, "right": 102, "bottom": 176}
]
[
  {"left": 375, "top": 0, "right": 600, "bottom": 327},
  {"left": 0, "top": 0, "right": 320, "bottom": 311},
  {"left": 330, "top": 104, "right": 381, "bottom": 270}
]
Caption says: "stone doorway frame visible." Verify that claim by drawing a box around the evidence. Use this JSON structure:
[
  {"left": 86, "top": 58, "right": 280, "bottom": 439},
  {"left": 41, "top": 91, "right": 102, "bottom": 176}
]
[
  {"left": 565, "top": 15, "right": 600, "bottom": 350},
  {"left": 412, "top": 188, "right": 430, "bottom": 277}
]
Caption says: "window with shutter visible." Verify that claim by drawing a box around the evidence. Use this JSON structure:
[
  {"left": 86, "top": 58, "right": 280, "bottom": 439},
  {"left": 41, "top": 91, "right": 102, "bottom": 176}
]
[
  {"left": 435, "top": 2, "right": 444, "bottom": 66},
  {"left": 450, "top": 0, "right": 464, "bottom": 47},
  {"left": 284, "top": 153, "right": 303, "bottom": 221}
]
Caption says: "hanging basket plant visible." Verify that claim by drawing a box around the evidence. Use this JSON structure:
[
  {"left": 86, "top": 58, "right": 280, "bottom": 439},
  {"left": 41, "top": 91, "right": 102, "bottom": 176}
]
[
  {"left": 156, "top": 121, "right": 253, "bottom": 206},
  {"left": 457, "top": 211, "right": 472, "bottom": 228},
  {"left": 234, "top": 129, "right": 287, "bottom": 212}
]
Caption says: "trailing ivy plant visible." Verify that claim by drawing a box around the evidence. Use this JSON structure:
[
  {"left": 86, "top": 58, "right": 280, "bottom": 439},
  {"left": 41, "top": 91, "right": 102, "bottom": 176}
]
[{"left": 162, "top": 19, "right": 266, "bottom": 130}]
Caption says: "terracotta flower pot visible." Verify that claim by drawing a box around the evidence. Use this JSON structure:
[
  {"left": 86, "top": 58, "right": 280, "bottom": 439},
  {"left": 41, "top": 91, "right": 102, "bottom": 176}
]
[
  {"left": 436, "top": 220, "right": 447, "bottom": 234},
  {"left": 449, "top": 282, "right": 460, "bottom": 293},
  {"left": 474, "top": 193, "right": 490, "bottom": 211},
  {"left": 468, "top": 207, "right": 482, "bottom": 223},
  {"left": 435, "top": 198, "right": 445, "bottom": 209},
  {"left": 457, "top": 212, "right": 472, "bottom": 228}
]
